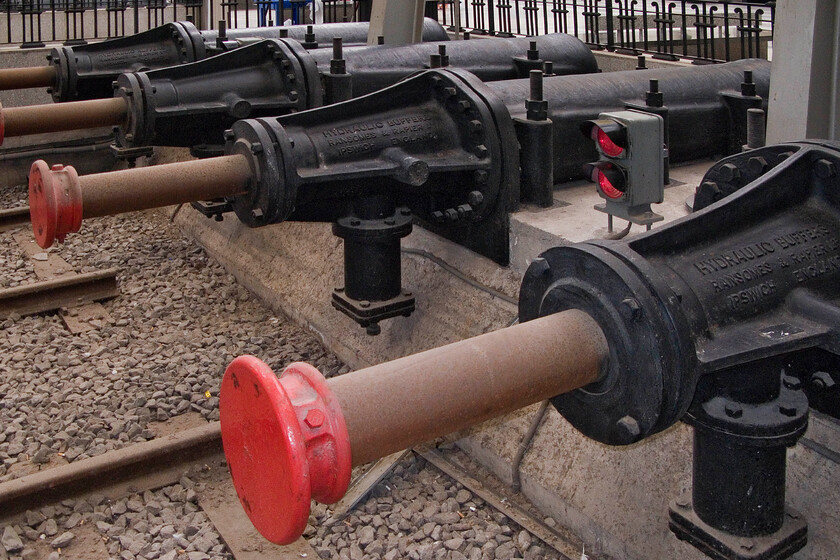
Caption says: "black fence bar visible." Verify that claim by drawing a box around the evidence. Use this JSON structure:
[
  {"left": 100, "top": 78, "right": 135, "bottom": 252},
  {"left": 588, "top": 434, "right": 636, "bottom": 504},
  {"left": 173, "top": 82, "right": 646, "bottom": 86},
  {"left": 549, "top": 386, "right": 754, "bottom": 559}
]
[
  {"left": 0, "top": 0, "right": 774, "bottom": 64},
  {"left": 447, "top": 0, "right": 774, "bottom": 63},
  {"left": 0, "top": 0, "right": 360, "bottom": 45}
]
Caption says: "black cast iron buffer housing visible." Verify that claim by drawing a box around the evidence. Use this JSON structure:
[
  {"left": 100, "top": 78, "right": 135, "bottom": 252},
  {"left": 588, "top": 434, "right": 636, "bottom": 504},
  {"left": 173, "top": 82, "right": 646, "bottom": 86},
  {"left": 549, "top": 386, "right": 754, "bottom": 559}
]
[
  {"left": 5, "top": 19, "right": 450, "bottom": 103},
  {"left": 519, "top": 141, "right": 840, "bottom": 559},
  {"left": 90, "top": 33, "right": 599, "bottom": 153},
  {"left": 694, "top": 145, "right": 840, "bottom": 422},
  {"left": 148, "top": 60, "right": 768, "bottom": 335},
  {"left": 224, "top": 68, "right": 520, "bottom": 334}
]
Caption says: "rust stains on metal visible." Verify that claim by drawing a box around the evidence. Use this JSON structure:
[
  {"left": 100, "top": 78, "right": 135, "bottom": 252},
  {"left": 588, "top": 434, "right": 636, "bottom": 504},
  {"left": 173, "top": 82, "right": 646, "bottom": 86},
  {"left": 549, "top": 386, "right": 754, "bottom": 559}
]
[
  {"left": 0, "top": 206, "right": 30, "bottom": 232},
  {"left": 2, "top": 97, "right": 128, "bottom": 140},
  {"left": 0, "top": 65, "right": 56, "bottom": 91},
  {"left": 80, "top": 154, "right": 252, "bottom": 218},
  {"left": 329, "top": 309, "right": 608, "bottom": 466}
]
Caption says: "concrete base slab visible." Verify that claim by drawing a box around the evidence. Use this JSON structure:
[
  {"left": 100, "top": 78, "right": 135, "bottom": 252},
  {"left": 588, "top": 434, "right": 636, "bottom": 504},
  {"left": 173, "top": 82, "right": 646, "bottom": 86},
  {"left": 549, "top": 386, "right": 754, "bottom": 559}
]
[{"left": 163, "top": 149, "right": 840, "bottom": 560}]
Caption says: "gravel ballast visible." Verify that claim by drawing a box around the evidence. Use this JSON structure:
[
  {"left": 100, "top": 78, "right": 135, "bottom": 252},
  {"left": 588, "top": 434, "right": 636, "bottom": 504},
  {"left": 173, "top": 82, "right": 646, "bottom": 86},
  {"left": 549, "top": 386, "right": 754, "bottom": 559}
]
[{"left": 0, "top": 189, "right": 569, "bottom": 559}]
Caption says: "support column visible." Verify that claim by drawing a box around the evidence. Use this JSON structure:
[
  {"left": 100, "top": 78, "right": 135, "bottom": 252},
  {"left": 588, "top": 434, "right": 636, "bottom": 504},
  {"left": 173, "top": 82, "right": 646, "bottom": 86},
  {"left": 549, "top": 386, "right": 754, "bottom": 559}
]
[
  {"left": 366, "top": 0, "right": 425, "bottom": 45},
  {"left": 766, "top": 0, "right": 840, "bottom": 143}
]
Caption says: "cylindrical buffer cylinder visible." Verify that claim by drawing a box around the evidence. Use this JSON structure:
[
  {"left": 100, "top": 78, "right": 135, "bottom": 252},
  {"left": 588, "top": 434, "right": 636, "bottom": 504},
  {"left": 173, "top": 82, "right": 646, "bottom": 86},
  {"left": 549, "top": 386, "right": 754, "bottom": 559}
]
[
  {"left": 331, "top": 208, "right": 415, "bottom": 334},
  {"left": 219, "top": 309, "right": 608, "bottom": 544},
  {"left": 491, "top": 59, "right": 770, "bottom": 181},
  {"left": 304, "top": 32, "right": 597, "bottom": 100},
  {"left": 343, "top": 236, "right": 401, "bottom": 301},
  {"left": 334, "top": 211, "right": 411, "bottom": 302},
  {"left": 204, "top": 17, "right": 450, "bottom": 49},
  {"left": 687, "top": 366, "right": 809, "bottom": 538}
]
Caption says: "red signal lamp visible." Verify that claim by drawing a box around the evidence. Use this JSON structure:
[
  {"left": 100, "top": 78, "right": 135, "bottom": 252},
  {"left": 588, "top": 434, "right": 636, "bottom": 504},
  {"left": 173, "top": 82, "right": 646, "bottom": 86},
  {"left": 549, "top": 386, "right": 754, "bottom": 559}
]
[
  {"left": 583, "top": 161, "right": 626, "bottom": 199},
  {"left": 581, "top": 119, "right": 627, "bottom": 158},
  {"left": 579, "top": 110, "right": 664, "bottom": 228}
]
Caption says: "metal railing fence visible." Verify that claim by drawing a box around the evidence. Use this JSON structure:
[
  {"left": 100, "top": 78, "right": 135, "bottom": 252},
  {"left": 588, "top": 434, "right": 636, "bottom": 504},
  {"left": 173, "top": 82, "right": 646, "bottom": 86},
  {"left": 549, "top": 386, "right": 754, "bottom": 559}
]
[
  {"left": 1, "top": 0, "right": 358, "bottom": 47},
  {"left": 437, "top": 1, "right": 775, "bottom": 63},
  {"left": 1, "top": 0, "right": 774, "bottom": 64}
]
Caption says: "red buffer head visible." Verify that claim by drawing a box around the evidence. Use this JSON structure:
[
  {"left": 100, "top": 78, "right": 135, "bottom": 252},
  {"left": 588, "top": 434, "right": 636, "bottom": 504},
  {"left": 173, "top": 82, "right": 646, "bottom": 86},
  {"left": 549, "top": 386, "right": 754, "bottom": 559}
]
[
  {"left": 29, "top": 160, "right": 83, "bottom": 248},
  {"left": 220, "top": 357, "right": 352, "bottom": 545}
]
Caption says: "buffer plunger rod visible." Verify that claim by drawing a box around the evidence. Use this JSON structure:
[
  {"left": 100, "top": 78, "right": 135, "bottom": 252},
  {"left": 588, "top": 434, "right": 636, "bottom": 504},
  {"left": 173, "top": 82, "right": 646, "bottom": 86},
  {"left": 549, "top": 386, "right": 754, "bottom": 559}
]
[
  {"left": 334, "top": 309, "right": 606, "bottom": 465},
  {"left": 1, "top": 97, "right": 128, "bottom": 143},
  {"left": 28, "top": 155, "right": 252, "bottom": 247},
  {"left": 0, "top": 66, "right": 57, "bottom": 91},
  {"left": 220, "top": 309, "right": 608, "bottom": 544}
]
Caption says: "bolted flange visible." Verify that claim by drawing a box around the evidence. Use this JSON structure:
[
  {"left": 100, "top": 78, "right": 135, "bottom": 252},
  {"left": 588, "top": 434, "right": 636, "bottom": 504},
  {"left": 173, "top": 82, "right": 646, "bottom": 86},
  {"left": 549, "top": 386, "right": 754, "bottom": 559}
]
[
  {"left": 29, "top": 160, "right": 82, "bottom": 248},
  {"left": 220, "top": 357, "right": 352, "bottom": 545}
]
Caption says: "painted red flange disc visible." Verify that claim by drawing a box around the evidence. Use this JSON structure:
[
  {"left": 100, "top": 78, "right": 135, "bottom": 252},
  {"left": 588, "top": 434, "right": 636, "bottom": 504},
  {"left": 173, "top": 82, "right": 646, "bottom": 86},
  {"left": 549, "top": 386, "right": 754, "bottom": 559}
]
[
  {"left": 220, "top": 356, "right": 352, "bottom": 545},
  {"left": 28, "top": 160, "right": 82, "bottom": 248}
]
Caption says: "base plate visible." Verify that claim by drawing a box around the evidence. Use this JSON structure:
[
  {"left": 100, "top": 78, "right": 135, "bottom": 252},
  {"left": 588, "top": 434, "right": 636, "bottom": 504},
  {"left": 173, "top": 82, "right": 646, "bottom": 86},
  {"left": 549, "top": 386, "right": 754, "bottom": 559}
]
[
  {"left": 332, "top": 288, "right": 415, "bottom": 334},
  {"left": 669, "top": 500, "right": 807, "bottom": 560}
]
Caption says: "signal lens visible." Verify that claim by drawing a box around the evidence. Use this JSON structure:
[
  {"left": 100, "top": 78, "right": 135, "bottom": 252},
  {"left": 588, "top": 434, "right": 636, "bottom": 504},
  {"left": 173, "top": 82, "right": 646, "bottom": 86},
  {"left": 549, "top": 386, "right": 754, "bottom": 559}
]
[
  {"left": 595, "top": 167, "right": 625, "bottom": 199},
  {"left": 595, "top": 127, "right": 625, "bottom": 157}
]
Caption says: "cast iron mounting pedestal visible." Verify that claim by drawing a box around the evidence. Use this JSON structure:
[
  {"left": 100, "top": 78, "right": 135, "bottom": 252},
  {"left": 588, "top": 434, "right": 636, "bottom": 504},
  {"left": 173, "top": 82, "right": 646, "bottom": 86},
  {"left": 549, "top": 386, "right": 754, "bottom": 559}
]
[
  {"left": 669, "top": 361, "right": 809, "bottom": 560},
  {"left": 332, "top": 206, "right": 415, "bottom": 335}
]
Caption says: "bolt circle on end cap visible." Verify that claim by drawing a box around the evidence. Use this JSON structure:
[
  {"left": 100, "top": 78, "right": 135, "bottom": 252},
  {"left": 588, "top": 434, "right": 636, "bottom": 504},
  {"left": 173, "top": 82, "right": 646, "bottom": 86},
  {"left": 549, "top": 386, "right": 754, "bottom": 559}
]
[
  {"left": 219, "top": 356, "right": 351, "bottom": 545},
  {"left": 518, "top": 244, "right": 696, "bottom": 445},
  {"left": 28, "top": 160, "right": 82, "bottom": 248}
]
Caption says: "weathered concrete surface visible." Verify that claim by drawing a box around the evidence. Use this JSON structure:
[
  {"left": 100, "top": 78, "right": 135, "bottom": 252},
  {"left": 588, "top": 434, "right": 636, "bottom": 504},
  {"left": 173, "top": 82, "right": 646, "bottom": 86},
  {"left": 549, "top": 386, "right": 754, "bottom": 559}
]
[
  {"left": 173, "top": 210, "right": 521, "bottom": 366},
  {"left": 592, "top": 50, "right": 687, "bottom": 73},
  {"left": 459, "top": 407, "right": 840, "bottom": 560}
]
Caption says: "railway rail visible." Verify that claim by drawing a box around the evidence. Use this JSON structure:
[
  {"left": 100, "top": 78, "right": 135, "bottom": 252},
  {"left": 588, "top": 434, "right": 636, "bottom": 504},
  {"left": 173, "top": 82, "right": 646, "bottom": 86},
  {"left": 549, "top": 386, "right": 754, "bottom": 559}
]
[{"left": 0, "top": 419, "right": 579, "bottom": 559}]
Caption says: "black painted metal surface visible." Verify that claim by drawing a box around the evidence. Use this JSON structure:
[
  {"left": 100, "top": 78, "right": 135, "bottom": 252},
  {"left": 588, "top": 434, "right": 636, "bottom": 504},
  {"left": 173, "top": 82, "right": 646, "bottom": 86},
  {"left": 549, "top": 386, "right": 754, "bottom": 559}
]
[
  {"left": 113, "top": 38, "right": 313, "bottom": 149},
  {"left": 519, "top": 141, "right": 840, "bottom": 559},
  {"left": 520, "top": 140, "right": 840, "bottom": 443},
  {"left": 202, "top": 18, "right": 450, "bottom": 51},
  {"left": 107, "top": 33, "right": 598, "bottom": 149},
  {"left": 44, "top": 19, "right": 450, "bottom": 103},
  {"left": 48, "top": 22, "right": 204, "bottom": 103},
  {"left": 302, "top": 33, "right": 598, "bottom": 98},
  {"left": 177, "top": 60, "right": 770, "bottom": 267},
  {"left": 224, "top": 68, "right": 519, "bottom": 267},
  {"left": 489, "top": 58, "right": 770, "bottom": 182}
]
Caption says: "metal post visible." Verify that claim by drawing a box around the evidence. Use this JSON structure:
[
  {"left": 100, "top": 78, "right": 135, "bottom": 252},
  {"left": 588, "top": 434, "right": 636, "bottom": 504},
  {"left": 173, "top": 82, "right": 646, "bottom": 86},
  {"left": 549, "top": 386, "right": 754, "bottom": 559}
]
[{"left": 605, "top": 0, "right": 615, "bottom": 51}]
